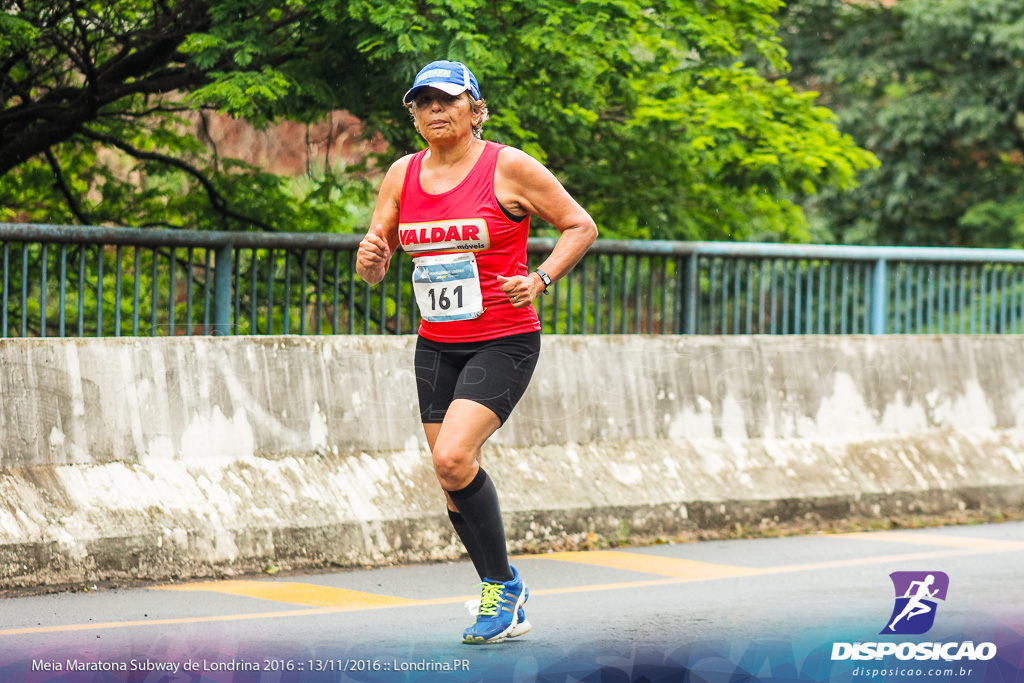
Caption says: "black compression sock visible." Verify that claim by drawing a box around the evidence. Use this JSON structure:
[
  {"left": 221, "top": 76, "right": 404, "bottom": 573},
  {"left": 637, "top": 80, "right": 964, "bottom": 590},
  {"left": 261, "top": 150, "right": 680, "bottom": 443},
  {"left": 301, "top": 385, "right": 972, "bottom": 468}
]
[
  {"left": 448, "top": 509, "right": 488, "bottom": 581},
  {"left": 446, "top": 468, "right": 514, "bottom": 583}
]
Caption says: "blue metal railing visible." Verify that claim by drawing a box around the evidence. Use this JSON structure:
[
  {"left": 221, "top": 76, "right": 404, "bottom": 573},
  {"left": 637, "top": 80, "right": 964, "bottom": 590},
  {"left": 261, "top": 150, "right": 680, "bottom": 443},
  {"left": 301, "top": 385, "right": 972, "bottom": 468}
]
[
  {"left": 3, "top": 223, "right": 1024, "bottom": 337},
  {"left": 1, "top": 224, "right": 369, "bottom": 337},
  {"left": 667, "top": 242, "right": 1024, "bottom": 335}
]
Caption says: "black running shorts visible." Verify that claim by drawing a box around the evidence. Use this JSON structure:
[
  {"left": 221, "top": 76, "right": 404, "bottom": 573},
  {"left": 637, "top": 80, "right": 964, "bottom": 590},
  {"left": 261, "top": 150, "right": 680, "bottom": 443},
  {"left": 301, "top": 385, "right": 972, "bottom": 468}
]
[{"left": 414, "top": 331, "right": 541, "bottom": 425}]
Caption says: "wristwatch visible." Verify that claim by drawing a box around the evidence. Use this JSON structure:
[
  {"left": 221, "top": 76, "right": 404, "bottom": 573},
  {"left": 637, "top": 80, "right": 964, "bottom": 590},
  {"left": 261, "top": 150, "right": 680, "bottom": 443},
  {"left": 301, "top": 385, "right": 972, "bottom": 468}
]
[{"left": 533, "top": 268, "right": 552, "bottom": 295}]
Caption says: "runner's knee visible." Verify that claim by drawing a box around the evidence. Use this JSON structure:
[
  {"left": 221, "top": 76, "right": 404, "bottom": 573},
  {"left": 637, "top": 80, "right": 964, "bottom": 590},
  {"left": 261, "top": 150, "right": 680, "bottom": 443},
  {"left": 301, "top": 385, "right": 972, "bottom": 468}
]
[{"left": 433, "top": 445, "right": 478, "bottom": 490}]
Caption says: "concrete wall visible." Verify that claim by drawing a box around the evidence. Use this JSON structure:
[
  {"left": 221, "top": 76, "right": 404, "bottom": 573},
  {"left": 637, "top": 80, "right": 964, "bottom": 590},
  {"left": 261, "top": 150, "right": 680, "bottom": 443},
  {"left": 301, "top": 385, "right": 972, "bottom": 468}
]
[{"left": 2, "top": 335, "right": 1023, "bottom": 588}]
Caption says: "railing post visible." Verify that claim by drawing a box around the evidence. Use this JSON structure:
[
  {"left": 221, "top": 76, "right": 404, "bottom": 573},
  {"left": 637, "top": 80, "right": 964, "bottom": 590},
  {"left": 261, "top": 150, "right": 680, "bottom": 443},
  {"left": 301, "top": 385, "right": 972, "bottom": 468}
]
[
  {"left": 681, "top": 252, "right": 698, "bottom": 334},
  {"left": 871, "top": 257, "right": 887, "bottom": 335},
  {"left": 214, "top": 245, "right": 233, "bottom": 336}
]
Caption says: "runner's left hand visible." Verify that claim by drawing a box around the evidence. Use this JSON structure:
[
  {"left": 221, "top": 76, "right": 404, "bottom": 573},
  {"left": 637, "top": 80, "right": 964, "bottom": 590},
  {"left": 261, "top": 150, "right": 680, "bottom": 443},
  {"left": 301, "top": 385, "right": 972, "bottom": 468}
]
[{"left": 498, "top": 274, "right": 543, "bottom": 308}]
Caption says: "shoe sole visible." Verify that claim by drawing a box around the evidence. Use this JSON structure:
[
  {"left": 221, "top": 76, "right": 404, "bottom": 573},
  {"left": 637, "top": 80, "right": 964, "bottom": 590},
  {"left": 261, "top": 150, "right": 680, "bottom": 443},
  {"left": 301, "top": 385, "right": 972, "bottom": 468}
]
[
  {"left": 508, "top": 617, "right": 531, "bottom": 638},
  {"left": 462, "top": 585, "right": 529, "bottom": 645}
]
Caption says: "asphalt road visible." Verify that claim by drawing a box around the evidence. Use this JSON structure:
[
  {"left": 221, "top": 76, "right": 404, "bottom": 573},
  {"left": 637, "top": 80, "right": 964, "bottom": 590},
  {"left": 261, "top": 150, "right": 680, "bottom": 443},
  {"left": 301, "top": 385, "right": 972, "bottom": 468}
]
[{"left": 1, "top": 522, "right": 1023, "bottom": 682}]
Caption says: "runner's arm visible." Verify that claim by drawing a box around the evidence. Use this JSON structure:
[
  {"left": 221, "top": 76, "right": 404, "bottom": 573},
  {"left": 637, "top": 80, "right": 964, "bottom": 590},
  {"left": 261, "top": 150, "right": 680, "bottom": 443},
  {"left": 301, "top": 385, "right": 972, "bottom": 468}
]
[
  {"left": 495, "top": 148, "right": 597, "bottom": 295},
  {"left": 357, "top": 157, "right": 409, "bottom": 285}
]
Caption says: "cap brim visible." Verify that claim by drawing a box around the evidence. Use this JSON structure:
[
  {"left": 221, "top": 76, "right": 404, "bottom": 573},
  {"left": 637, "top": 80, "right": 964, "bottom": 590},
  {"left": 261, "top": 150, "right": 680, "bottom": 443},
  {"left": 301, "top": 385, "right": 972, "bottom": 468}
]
[{"left": 402, "top": 82, "right": 471, "bottom": 104}]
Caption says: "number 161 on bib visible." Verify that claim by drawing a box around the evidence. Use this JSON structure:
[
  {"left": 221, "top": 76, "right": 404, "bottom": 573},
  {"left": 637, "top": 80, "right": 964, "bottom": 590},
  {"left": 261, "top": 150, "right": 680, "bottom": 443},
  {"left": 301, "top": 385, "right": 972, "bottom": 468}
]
[{"left": 411, "top": 253, "right": 485, "bottom": 323}]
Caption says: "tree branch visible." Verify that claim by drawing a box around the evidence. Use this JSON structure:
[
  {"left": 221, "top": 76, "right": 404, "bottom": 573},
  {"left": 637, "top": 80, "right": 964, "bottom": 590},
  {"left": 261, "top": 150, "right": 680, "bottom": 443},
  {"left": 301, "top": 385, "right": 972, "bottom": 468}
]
[
  {"left": 43, "top": 147, "right": 90, "bottom": 224},
  {"left": 1, "top": 52, "right": 34, "bottom": 101},
  {"left": 197, "top": 109, "right": 221, "bottom": 172},
  {"left": 69, "top": 3, "right": 100, "bottom": 84},
  {"left": 93, "top": 1, "right": 209, "bottom": 90},
  {"left": 78, "top": 127, "right": 279, "bottom": 233},
  {"left": 46, "top": 24, "right": 92, "bottom": 77},
  {"left": 103, "top": 105, "right": 195, "bottom": 118},
  {"left": 269, "top": 7, "right": 309, "bottom": 34},
  {"left": 0, "top": 65, "right": 206, "bottom": 175}
]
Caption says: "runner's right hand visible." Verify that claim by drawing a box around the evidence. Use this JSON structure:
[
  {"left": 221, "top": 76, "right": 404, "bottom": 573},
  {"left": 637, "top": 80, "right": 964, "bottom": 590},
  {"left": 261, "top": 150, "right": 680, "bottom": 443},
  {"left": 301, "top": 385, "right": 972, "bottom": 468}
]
[{"left": 357, "top": 225, "right": 391, "bottom": 280}]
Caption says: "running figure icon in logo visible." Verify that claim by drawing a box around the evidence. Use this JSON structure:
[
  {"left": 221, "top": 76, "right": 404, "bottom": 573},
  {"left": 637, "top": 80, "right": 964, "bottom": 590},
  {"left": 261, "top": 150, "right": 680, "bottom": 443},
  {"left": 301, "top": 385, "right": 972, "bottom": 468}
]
[{"left": 881, "top": 571, "right": 950, "bottom": 635}]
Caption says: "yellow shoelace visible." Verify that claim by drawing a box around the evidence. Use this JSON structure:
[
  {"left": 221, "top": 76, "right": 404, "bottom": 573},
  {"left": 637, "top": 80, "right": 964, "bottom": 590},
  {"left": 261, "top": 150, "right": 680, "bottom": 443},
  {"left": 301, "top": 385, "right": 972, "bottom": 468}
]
[{"left": 476, "top": 582, "right": 505, "bottom": 617}]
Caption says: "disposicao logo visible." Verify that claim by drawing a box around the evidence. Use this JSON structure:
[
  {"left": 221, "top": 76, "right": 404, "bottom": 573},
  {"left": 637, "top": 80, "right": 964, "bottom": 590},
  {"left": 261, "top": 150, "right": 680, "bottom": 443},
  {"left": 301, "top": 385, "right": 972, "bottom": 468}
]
[
  {"left": 831, "top": 571, "right": 997, "bottom": 663},
  {"left": 882, "top": 571, "right": 949, "bottom": 635}
]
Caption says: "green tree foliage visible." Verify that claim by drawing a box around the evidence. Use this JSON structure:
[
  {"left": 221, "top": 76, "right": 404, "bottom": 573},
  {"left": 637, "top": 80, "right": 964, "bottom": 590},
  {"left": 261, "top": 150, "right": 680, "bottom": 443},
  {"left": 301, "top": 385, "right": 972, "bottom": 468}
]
[
  {"left": 777, "top": 0, "right": 1024, "bottom": 247},
  {"left": 1, "top": 0, "right": 875, "bottom": 241}
]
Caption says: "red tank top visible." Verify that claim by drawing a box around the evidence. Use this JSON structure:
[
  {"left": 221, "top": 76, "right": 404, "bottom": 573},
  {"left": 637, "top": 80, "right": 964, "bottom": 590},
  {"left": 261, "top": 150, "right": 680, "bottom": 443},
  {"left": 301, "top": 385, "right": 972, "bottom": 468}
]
[{"left": 399, "top": 141, "right": 541, "bottom": 342}]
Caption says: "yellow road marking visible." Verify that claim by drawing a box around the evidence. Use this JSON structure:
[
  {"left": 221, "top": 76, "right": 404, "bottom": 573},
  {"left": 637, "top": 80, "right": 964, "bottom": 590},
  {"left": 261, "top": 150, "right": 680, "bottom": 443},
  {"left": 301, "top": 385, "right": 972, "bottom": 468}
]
[
  {"left": 524, "top": 548, "right": 977, "bottom": 582},
  {"left": 0, "top": 608, "right": 345, "bottom": 636},
  {"left": 760, "top": 549, "right": 974, "bottom": 573},
  {"left": 519, "top": 550, "right": 762, "bottom": 581},
  {"left": 825, "top": 531, "right": 1024, "bottom": 551},
  {"left": 152, "top": 580, "right": 418, "bottom": 609},
  {"left": 1, "top": 532, "right": 1019, "bottom": 637}
]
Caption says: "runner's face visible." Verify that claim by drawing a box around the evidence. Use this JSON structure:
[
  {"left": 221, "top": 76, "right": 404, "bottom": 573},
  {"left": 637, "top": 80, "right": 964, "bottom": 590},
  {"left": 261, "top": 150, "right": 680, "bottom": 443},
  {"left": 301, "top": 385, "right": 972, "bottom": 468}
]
[{"left": 411, "top": 89, "right": 476, "bottom": 143}]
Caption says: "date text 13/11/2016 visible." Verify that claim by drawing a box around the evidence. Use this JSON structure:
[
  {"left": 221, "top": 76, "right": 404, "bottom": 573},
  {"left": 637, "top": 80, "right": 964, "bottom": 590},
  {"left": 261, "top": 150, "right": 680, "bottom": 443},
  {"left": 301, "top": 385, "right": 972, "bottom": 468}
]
[{"left": 30, "top": 658, "right": 472, "bottom": 674}]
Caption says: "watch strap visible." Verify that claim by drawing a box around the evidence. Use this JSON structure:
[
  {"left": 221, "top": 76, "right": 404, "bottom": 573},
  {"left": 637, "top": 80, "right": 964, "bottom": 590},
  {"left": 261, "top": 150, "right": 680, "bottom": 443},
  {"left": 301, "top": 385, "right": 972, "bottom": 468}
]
[{"left": 534, "top": 268, "right": 552, "bottom": 295}]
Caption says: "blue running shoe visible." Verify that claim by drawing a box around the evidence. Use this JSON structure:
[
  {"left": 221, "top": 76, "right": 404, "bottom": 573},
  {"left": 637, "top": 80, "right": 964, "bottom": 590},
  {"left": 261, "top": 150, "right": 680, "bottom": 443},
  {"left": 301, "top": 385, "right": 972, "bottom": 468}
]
[
  {"left": 462, "top": 566, "right": 528, "bottom": 644},
  {"left": 466, "top": 585, "right": 530, "bottom": 638}
]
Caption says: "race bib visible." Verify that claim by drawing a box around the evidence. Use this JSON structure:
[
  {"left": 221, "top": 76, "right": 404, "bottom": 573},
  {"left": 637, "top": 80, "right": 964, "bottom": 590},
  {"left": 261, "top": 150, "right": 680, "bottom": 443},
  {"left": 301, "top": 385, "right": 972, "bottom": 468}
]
[{"left": 412, "top": 253, "right": 484, "bottom": 322}]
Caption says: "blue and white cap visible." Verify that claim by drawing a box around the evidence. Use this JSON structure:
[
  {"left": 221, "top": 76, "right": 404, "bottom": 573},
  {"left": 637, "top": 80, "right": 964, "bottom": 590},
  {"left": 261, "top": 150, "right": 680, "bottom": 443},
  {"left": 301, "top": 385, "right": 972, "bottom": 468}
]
[{"left": 403, "top": 60, "right": 481, "bottom": 104}]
